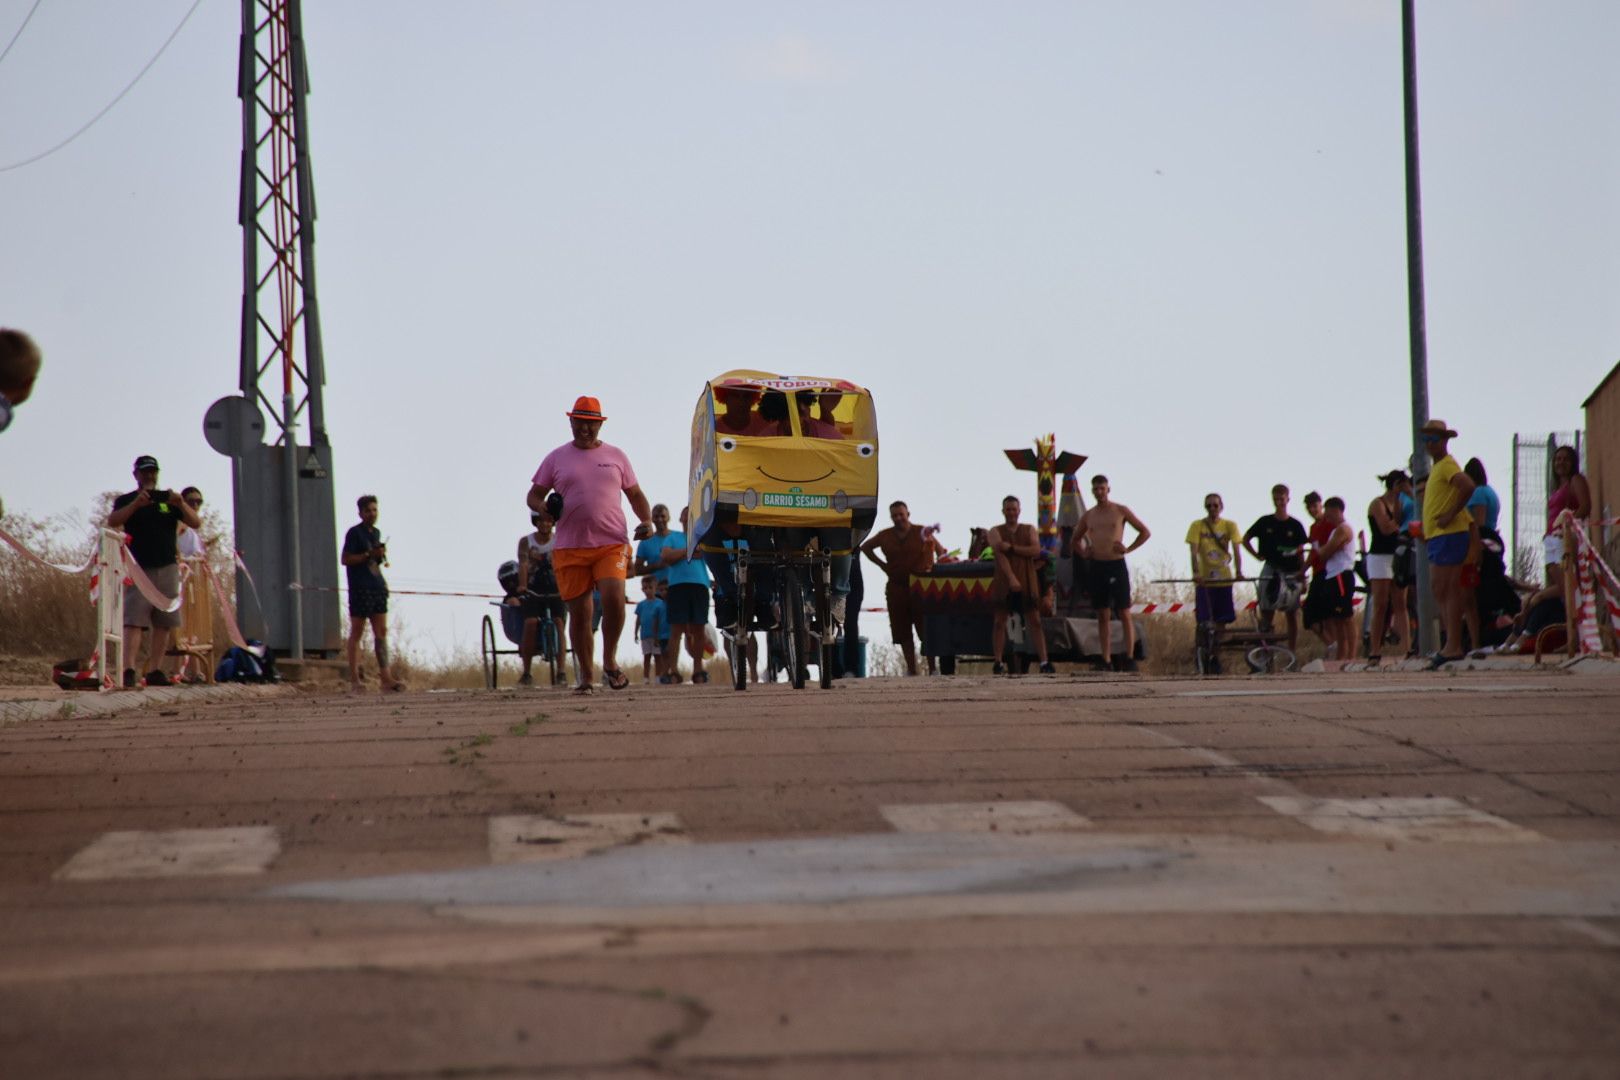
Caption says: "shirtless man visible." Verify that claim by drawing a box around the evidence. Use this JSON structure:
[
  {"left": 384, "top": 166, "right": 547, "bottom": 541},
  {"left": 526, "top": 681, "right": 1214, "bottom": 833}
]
[
  {"left": 1072, "top": 475, "right": 1151, "bottom": 671},
  {"left": 987, "top": 495, "right": 1054, "bottom": 675},
  {"left": 861, "top": 499, "right": 948, "bottom": 676}
]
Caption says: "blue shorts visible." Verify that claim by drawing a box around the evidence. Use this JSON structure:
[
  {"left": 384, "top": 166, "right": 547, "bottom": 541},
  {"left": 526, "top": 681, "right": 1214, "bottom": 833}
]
[
  {"left": 666, "top": 583, "right": 710, "bottom": 625},
  {"left": 1195, "top": 585, "right": 1236, "bottom": 625},
  {"left": 1426, "top": 532, "right": 1470, "bottom": 567}
]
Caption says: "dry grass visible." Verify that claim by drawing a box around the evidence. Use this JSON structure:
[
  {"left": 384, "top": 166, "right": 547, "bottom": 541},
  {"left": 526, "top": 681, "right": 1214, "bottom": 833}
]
[{"left": 0, "top": 512, "right": 97, "bottom": 660}]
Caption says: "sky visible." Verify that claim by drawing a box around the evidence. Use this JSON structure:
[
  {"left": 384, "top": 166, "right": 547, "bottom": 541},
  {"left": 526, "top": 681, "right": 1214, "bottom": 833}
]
[{"left": 3, "top": 0, "right": 1617, "bottom": 663}]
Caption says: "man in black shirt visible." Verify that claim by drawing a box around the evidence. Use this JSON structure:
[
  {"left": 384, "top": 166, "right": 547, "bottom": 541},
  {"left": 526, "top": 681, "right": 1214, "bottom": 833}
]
[
  {"left": 1242, "top": 483, "right": 1307, "bottom": 653},
  {"left": 341, "top": 494, "right": 401, "bottom": 692},
  {"left": 106, "top": 454, "right": 201, "bottom": 687}
]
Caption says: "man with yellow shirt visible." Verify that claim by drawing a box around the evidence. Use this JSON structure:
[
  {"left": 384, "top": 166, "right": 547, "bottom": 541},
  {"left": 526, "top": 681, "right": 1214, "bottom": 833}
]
[
  {"left": 1419, "top": 419, "right": 1476, "bottom": 667},
  {"left": 1186, "top": 493, "right": 1244, "bottom": 629}
]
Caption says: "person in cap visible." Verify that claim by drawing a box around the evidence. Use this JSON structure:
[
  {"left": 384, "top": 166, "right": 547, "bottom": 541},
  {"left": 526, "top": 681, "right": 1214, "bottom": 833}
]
[
  {"left": 1365, "top": 470, "right": 1413, "bottom": 665},
  {"left": 1418, "top": 419, "right": 1476, "bottom": 667},
  {"left": 105, "top": 455, "right": 202, "bottom": 687},
  {"left": 527, "top": 396, "right": 653, "bottom": 694}
]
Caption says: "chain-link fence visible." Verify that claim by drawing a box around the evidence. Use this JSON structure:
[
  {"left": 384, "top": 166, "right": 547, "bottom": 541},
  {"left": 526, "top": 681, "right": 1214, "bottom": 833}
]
[{"left": 1511, "top": 432, "right": 1584, "bottom": 582}]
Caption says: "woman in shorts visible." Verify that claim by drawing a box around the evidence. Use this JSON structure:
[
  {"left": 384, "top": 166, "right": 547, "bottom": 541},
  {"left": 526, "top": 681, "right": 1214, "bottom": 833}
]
[
  {"left": 1543, "top": 445, "right": 1591, "bottom": 595},
  {"left": 1364, "top": 471, "right": 1411, "bottom": 665}
]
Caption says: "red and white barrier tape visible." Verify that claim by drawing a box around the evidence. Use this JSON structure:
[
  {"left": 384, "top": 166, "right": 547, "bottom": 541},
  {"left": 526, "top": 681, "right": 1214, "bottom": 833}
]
[
  {"left": 1565, "top": 517, "right": 1620, "bottom": 650},
  {"left": 0, "top": 524, "right": 97, "bottom": 574},
  {"left": 196, "top": 557, "right": 254, "bottom": 652},
  {"left": 1129, "top": 597, "right": 1364, "bottom": 615}
]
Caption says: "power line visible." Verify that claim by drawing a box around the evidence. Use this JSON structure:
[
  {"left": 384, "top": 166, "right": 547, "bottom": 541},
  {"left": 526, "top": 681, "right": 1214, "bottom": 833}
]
[
  {"left": 0, "top": 0, "right": 46, "bottom": 69},
  {"left": 0, "top": 0, "right": 206, "bottom": 175}
]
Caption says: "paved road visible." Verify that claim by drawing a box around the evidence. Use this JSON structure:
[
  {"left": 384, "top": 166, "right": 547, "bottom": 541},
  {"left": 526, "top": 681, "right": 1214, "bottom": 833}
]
[{"left": 2, "top": 670, "right": 1618, "bottom": 1078}]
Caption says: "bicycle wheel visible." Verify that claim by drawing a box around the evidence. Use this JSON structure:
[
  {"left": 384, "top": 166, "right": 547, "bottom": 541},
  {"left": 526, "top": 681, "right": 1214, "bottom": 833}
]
[
  {"left": 732, "top": 570, "right": 752, "bottom": 692},
  {"left": 783, "top": 573, "right": 806, "bottom": 690},
  {"left": 1246, "top": 644, "right": 1296, "bottom": 674},
  {"left": 814, "top": 560, "right": 834, "bottom": 689},
  {"left": 481, "top": 614, "right": 498, "bottom": 690}
]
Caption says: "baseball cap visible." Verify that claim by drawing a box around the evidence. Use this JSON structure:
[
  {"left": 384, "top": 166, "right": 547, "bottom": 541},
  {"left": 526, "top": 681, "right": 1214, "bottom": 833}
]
[
  {"left": 133, "top": 454, "right": 160, "bottom": 471},
  {"left": 566, "top": 396, "right": 606, "bottom": 421}
]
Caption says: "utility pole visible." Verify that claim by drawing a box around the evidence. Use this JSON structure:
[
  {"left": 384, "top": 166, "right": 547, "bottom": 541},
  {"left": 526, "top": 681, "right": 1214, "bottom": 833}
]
[
  {"left": 232, "top": 0, "right": 340, "bottom": 660},
  {"left": 1402, "top": 0, "right": 1438, "bottom": 656}
]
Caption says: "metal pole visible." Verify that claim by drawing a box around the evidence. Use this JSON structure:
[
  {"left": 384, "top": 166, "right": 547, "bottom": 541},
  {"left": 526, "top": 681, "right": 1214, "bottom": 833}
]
[
  {"left": 284, "top": 391, "right": 304, "bottom": 659},
  {"left": 286, "top": 0, "right": 329, "bottom": 445},
  {"left": 1402, "top": 0, "right": 1438, "bottom": 656},
  {"left": 1510, "top": 433, "right": 1520, "bottom": 579},
  {"left": 236, "top": 0, "right": 259, "bottom": 638}
]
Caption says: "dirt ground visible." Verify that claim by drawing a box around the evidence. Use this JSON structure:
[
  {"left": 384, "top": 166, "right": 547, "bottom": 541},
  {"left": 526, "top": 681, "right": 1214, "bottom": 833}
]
[{"left": 2, "top": 669, "right": 1618, "bottom": 1078}]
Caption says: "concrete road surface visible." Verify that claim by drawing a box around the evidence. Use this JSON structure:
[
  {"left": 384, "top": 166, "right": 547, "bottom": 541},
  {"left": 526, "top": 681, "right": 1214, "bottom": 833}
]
[{"left": 2, "top": 670, "right": 1618, "bottom": 1078}]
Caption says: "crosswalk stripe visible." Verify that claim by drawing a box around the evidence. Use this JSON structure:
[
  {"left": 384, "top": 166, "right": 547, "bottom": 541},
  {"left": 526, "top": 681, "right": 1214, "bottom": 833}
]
[
  {"left": 1258, "top": 796, "right": 1542, "bottom": 843},
  {"left": 487, "top": 812, "right": 688, "bottom": 864},
  {"left": 880, "top": 800, "right": 1092, "bottom": 835},
  {"left": 54, "top": 826, "right": 281, "bottom": 881}
]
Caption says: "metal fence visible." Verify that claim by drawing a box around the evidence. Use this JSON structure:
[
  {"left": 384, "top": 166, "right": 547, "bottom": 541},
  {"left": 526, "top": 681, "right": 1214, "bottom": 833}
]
[{"left": 1511, "top": 432, "right": 1584, "bottom": 581}]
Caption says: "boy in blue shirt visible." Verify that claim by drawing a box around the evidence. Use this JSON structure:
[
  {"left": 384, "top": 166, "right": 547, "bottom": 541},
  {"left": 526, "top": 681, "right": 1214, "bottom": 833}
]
[
  {"left": 633, "top": 575, "right": 667, "bottom": 684},
  {"left": 659, "top": 507, "right": 714, "bottom": 684}
]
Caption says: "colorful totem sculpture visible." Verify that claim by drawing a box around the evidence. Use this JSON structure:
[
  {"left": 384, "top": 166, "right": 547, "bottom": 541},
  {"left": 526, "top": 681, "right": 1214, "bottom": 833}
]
[{"left": 1004, "top": 435, "right": 1087, "bottom": 560}]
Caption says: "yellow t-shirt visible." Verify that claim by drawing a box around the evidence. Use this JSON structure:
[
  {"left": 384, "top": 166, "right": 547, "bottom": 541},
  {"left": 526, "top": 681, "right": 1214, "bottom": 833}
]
[
  {"left": 1423, "top": 454, "right": 1470, "bottom": 538},
  {"left": 1185, "top": 517, "right": 1243, "bottom": 583}
]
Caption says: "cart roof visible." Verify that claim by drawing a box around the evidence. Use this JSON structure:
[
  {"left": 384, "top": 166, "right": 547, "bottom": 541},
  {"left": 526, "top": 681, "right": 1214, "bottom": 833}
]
[{"left": 707, "top": 369, "right": 868, "bottom": 396}]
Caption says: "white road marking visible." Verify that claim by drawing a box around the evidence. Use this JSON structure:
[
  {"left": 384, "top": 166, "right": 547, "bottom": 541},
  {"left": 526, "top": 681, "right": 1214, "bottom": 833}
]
[
  {"left": 488, "top": 812, "right": 688, "bottom": 864},
  {"left": 880, "top": 801, "right": 1092, "bottom": 835},
  {"left": 55, "top": 826, "right": 281, "bottom": 881},
  {"left": 1559, "top": 918, "right": 1620, "bottom": 947},
  {"left": 1174, "top": 685, "right": 1543, "bottom": 698},
  {"left": 1258, "top": 796, "right": 1542, "bottom": 843},
  {"left": 1128, "top": 725, "right": 1306, "bottom": 795}
]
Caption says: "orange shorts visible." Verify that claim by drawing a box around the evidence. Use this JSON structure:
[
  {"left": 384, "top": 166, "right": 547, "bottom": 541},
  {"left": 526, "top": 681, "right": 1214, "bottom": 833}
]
[{"left": 553, "top": 543, "right": 631, "bottom": 602}]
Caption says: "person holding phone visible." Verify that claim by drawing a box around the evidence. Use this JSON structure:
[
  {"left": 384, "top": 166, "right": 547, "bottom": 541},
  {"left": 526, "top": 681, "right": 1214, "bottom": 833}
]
[{"left": 106, "top": 455, "right": 201, "bottom": 687}]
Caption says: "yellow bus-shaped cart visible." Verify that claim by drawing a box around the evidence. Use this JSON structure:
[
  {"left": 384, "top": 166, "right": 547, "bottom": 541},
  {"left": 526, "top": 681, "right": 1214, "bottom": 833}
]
[
  {"left": 687, "top": 370, "right": 879, "bottom": 543},
  {"left": 686, "top": 371, "right": 880, "bottom": 691}
]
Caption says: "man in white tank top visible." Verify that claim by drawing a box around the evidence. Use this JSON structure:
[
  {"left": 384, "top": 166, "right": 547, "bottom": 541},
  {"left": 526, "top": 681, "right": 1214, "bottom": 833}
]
[{"left": 1302, "top": 496, "right": 1358, "bottom": 661}]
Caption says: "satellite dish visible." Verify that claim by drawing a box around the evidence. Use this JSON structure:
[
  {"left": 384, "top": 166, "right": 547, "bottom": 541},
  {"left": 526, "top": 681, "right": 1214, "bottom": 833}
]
[{"left": 203, "top": 395, "right": 266, "bottom": 458}]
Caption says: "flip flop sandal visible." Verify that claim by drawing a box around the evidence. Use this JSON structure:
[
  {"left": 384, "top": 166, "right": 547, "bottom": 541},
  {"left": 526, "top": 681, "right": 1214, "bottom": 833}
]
[
  {"left": 691, "top": 671, "right": 709, "bottom": 684},
  {"left": 573, "top": 683, "right": 596, "bottom": 696},
  {"left": 603, "top": 668, "right": 630, "bottom": 691}
]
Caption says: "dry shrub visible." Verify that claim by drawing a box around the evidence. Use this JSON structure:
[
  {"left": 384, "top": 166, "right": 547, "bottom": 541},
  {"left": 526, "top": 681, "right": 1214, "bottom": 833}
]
[{"left": 0, "top": 510, "right": 98, "bottom": 659}]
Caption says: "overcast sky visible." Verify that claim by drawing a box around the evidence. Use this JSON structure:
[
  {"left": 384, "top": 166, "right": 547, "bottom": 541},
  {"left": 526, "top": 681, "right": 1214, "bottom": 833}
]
[{"left": 3, "top": 0, "right": 1616, "bottom": 662}]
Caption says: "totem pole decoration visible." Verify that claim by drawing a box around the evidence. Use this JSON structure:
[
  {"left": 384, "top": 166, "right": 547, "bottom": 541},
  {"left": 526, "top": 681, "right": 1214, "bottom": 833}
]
[{"left": 1004, "top": 435, "right": 1087, "bottom": 560}]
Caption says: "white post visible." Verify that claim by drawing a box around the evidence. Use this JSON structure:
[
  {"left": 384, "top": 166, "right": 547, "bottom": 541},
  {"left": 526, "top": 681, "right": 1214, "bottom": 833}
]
[{"left": 97, "top": 528, "right": 125, "bottom": 690}]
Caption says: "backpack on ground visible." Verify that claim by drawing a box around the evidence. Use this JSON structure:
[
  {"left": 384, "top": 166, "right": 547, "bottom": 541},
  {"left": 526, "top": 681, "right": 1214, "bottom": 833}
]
[{"left": 216, "top": 641, "right": 277, "bottom": 683}]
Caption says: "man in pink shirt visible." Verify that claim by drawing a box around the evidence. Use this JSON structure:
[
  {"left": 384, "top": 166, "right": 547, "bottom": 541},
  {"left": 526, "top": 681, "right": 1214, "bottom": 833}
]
[{"left": 527, "top": 396, "right": 653, "bottom": 694}]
